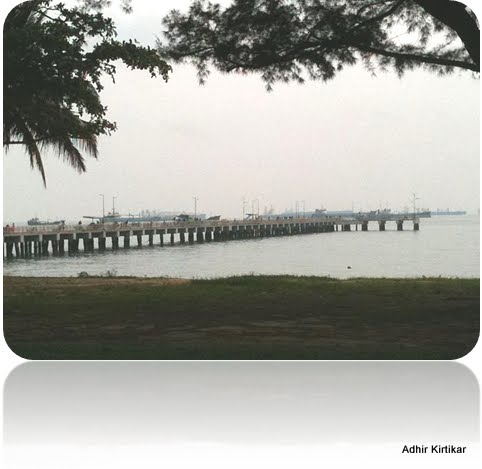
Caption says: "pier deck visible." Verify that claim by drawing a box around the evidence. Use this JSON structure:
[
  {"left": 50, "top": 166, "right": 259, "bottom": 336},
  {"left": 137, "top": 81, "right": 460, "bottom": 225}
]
[{"left": 3, "top": 213, "right": 429, "bottom": 259}]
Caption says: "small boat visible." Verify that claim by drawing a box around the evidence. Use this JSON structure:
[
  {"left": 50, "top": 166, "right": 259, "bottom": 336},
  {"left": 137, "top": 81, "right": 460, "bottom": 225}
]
[
  {"left": 174, "top": 214, "right": 192, "bottom": 221},
  {"left": 28, "top": 217, "right": 65, "bottom": 226}
]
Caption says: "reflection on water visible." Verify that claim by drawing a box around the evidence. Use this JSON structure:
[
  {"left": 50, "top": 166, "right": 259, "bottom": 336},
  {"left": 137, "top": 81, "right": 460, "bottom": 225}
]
[
  {"left": 4, "top": 362, "right": 479, "bottom": 446},
  {"left": 3, "top": 216, "right": 479, "bottom": 278}
]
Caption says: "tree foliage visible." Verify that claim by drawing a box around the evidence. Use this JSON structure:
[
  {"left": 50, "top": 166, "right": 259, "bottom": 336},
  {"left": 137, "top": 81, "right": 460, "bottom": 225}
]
[
  {"left": 3, "top": 0, "right": 170, "bottom": 185},
  {"left": 160, "top": 0, "right": 479, "bottom": 90}
]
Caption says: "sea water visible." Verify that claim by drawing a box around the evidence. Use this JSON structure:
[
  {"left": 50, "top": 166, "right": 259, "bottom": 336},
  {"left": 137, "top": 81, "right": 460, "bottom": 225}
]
[{"left": 3, "top": 216, "right": 479, "bottom": 279}]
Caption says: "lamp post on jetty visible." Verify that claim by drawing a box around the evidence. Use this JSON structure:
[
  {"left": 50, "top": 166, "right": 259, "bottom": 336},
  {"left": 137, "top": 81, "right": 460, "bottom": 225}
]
[
  {"left": 411, "top": 193, "right": 421, "bottom": 231},
  {"left": 112, "top": 196, "right": 117, "bottom": 217},
  {"left": 99, "top": 194, "right": 105, "bottom": 222},
  {"left": 193, "top": 196, "right": 198, "bottom": 220},
  {"left": 411, "top": 193, "right": 419, "bottom": 218},
  {"left": 254, "top": 199, "right": 260, "bottom": 218}
]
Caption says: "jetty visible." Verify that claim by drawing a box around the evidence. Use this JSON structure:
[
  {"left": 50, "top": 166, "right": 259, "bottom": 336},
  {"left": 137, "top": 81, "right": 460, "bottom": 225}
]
[{"left": 3, "top": 211, "right": 430, "bottom": 259}]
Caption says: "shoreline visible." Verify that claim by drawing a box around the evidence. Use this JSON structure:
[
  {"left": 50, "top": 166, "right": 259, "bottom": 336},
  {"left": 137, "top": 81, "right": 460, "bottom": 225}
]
[{"left": 3, "top": 273, "right": 480, "bottom": 280}]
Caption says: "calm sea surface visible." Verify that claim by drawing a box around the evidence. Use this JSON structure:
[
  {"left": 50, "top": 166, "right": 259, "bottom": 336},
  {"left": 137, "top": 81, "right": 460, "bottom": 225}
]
[{"left": 3, "top": 216, "right": 480, "bottom": 278}]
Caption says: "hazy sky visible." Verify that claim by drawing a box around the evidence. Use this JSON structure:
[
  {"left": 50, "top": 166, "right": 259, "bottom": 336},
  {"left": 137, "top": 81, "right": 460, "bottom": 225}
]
[{"left": 2, "top": 0, "right": 480, "bottom": 223}]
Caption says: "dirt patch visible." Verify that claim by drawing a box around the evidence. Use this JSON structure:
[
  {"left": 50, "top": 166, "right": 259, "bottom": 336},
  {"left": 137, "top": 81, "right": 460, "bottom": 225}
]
[{"left": 4, "top": 276, "right": 191, "bottom": 289}]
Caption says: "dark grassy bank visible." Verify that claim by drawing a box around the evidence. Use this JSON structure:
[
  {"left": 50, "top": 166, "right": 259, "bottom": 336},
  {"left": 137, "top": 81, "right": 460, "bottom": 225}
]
[{"left": 3, "top": 275, "right": 480, "bottom": 360}]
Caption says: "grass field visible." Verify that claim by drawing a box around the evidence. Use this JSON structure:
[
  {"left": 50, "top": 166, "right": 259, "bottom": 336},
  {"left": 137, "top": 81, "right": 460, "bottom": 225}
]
[{"left": 3, "top": 275, "right": 479, "bottom": 360}]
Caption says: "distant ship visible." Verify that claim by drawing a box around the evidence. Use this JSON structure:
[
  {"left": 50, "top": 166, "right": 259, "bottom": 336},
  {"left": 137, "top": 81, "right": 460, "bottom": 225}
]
[
  {"left": 83, "top": 214, "right": 167, "bottom": 223},
  {"left": 83, "top": 212, "right": 209, "bottom": 223},
  {"left": 28, "top": 217, "right": 65, "bottom": 226},
  {"left": 432, "top": 210, "right": 466, "bottom": 216}
]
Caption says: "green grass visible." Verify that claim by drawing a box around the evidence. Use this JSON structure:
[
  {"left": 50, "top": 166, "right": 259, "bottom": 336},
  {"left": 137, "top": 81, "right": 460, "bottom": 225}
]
[{"left": 3, "top": 275, "right": 480, "bottom": 360}]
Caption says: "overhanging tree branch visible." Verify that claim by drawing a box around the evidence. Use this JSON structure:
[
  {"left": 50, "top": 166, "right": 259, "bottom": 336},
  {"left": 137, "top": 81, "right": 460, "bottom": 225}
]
[
  {"left": 4, "top": 0, "right": 171, "bottom": 185},
  {"left": 161, "top": 0, "right": 480, "bottom": 86},
  {"left": 414, "top": 0, "right": 480, "bottom": 69},
  {"left": 355, "top": 43, "right": 478, "bottom": 71},
  {"left": 352, "top": 0, "right": 405, "bottom": 31}
]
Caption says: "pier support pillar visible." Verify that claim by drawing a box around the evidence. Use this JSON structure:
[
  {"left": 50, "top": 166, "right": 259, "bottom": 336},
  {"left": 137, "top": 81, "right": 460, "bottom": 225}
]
[
  {"left": 20, "top": 242, "right": 25, "bottom": 257},
  {"left": 378, "top": 221, "right": 386, "bottom": 232},
  {"left": 148, "top": 234, "right": 153, "bottom": 246},
  {"left": 188, "top": 232, "right": 194, "bottom": 243},
  {"left": 413, "top": 219, "right": 420, "bottom": 231},
  {"left": 6, "top": 243, "right": 13, "bottom": 259},
  {"left": 160, "top": 234, "right": 164, "bottom": 246},
  {"left": 180, "top": 232, "right": 186, "bottom": 244},
  {"left": 396, "top": 220, "right": 403, "bottom": 231},
  {"left": 14, "top": 242, "right": 20, "bottom": 258},
  {"left": 170, "top": 233, "right": 174, "bottom": 245},
  {"left": 362, "top": 221, "right": 368, "bottom": 231},
  {"left": 112, "top": 237, "right": 119, "bottom": 250},
  {"left": 137, "top": 234, "right": 142, "bottom": 247},
  {"left": 124, "top": 236, "right": 130, "bottom": 248},
  {"left": 99, "top": 238, "right": 106, "bottom": 251},
  {"left": 59, "top": 239, "right": 65, "bottom": 254},
  {"left": 197, "top": 230, "right": 204, "bottom": 242},
  {"left": 206, "top": 231, "right": 212, "bottom": 242}
]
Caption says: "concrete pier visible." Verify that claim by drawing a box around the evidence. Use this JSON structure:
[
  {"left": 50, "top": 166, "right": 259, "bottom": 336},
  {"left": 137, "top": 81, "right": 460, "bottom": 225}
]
[{"left": 4, "top": 212, "right": 430, "bottom": 259}]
